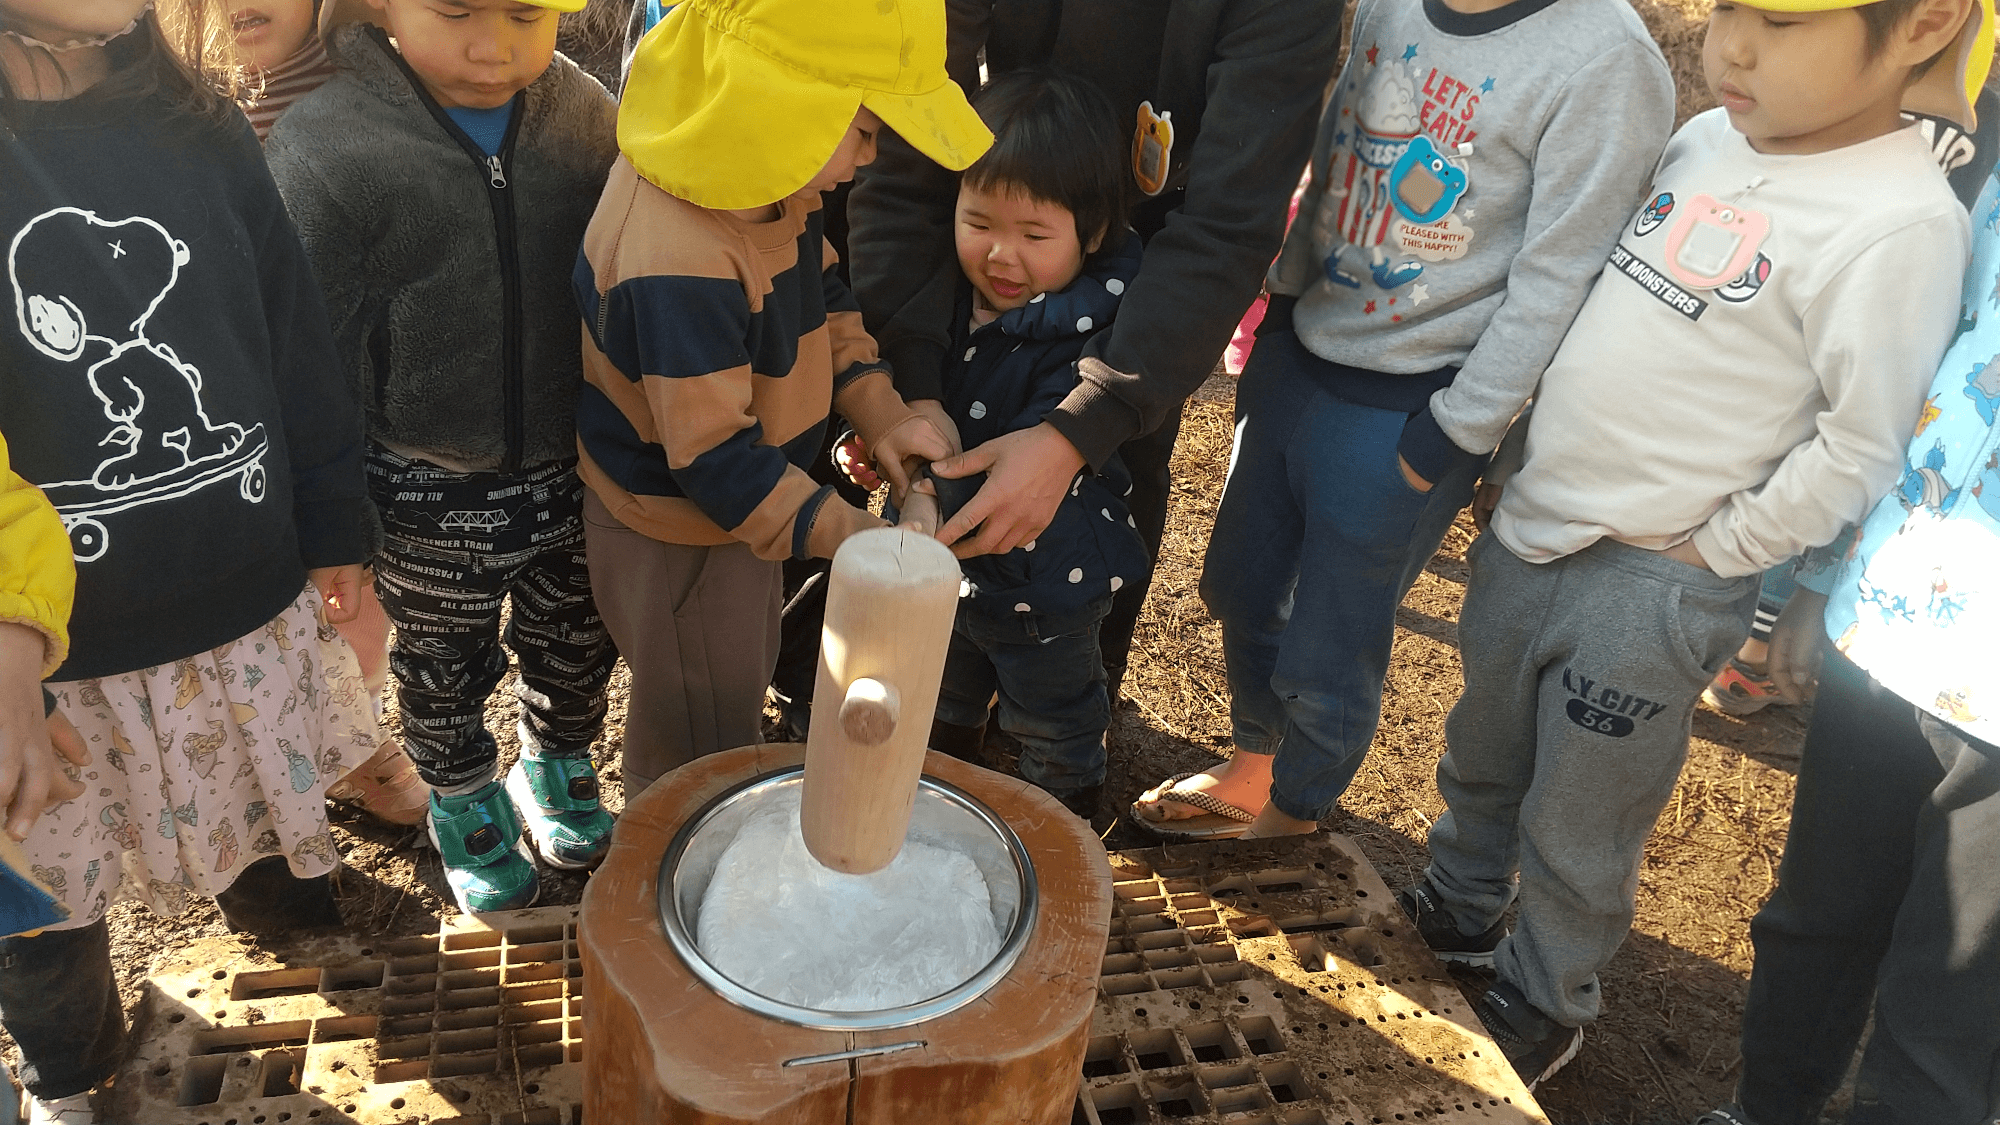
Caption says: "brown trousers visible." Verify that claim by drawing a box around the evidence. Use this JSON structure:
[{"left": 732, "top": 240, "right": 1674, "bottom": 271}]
[{"left": 582, "top": 489, "right": 783, "bottom": 800}]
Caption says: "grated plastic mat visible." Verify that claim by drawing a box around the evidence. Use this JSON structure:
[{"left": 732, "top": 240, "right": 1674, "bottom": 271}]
[
  {"left": 1069, "top": 836, "right": 1547, "bottom": 1125},
  {"left": 115, "top": 836, "right": 1542, "bottom": 1125},
  {"left": 109, "top": 905, "right": 582, "bottom": 1125}
]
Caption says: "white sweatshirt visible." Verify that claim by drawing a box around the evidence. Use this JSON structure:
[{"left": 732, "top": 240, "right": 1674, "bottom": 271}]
[{"left": 1491, "top": 111, "right": 1969, "bottom": 578}]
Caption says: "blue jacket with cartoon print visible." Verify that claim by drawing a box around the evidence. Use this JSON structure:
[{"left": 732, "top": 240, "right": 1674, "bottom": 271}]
[
  {"left": 936, "top": 232, "right": 1150, "bottom": 619},
  {"left": 1812, "top": 170, "right": 2000, "bottom": 746}
]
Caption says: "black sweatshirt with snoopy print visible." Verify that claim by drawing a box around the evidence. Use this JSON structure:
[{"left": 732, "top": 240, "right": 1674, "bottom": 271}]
[{"left": 1, "top": 91, "right": 369, "bottom": 681}]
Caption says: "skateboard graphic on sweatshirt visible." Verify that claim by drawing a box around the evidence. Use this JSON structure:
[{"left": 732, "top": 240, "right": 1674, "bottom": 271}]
[{"left": 8, "top": 207, "right": 268, "bottom": 562}]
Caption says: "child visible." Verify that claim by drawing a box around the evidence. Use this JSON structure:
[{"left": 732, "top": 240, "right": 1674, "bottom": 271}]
[
  {"left": 0, "top": 1, "right": 379, "bottom": 1118},
  {"left": 233, "top": 0, "right": 426, "bottom": 828},
  {"left": 574, "top": 0, "right": 980, "bottom": 798},
  {"left": 1403, "top": 0, "right": 1985, "bottom": 1087},
  {"left": 1702, "top": 80, "right": 2000, "bottom": 716},
  {"left": 1133, "top": 0, "right": 1677, "bottom": 838},
  {"left": 266, "top": 0, "right": 621, "bottom": 915},
  {"left": 237, "top": 0, "right": 426, "bottom": 829},
  {"left": 0, "top": 432, "right": 88, "bottom": 1125},
  {"left": 915, "top": 70, "right": 1149, "bottom": 821},
  {"left": 0, "top": 433, "right": 84, "bottom": 847},
  {"left": 233, "top": 0, "right": 336, "bottom": 139},
  {"left": 1700, "top": 165, "right": 2000, "bottom": 1125}
]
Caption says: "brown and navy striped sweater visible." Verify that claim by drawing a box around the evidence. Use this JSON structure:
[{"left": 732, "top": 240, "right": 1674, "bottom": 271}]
[{"left": 573, "top": 157, "right": 915, "bottom": 560}]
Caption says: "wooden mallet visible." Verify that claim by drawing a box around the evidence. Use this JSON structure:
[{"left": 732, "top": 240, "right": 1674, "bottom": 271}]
[{"left": 798, "top": 499, "right": 961, "bottom": 874}]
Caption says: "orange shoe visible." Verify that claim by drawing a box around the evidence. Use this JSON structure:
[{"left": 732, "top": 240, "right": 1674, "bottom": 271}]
[
  {"left": 1702, "top": 657, "right": 1785, "bottom": 716},
  {"left": 327, "top": 738, "right": 430, "bottom": 826}
]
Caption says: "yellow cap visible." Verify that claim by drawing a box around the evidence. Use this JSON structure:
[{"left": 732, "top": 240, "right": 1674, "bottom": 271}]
[
  {"left": 618, "top": 0, "right": 993, "bottom": 210},
  {"left": 1746, "top": 0, "right": 1993, "bottom": 128},
  {"left": 319, "top": 0, "right": 587, "bottom": 39}
]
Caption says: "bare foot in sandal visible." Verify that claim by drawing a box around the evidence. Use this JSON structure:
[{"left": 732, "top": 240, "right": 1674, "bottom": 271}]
[
  {"left": 1240, "top": 804, "right": 1319, "bottom": 838},
  {"left": 1132, "top": 754, "right": 1275, "bottom": 825}
]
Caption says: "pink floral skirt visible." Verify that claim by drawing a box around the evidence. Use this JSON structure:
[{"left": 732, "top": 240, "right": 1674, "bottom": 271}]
[{"left": 27, "top": 585, "right": 376, "bottom": 929}]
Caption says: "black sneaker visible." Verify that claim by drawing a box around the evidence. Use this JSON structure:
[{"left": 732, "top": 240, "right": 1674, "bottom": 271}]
[
  {"left": 927, "top": 718, "right": 988, "bottom": 764},
  {"left": 1394, "top": 880, "right": 1507, "bottom": 966},
  {"left": 1692, "top": 1109, "right": 1761, "bottom": 1125},
  {"left": 1473, "top": 979, "right": 1583, "bottom": 1089},
  {"left": 1051, "top": 783, "right": 1102, "bottom": 822}
]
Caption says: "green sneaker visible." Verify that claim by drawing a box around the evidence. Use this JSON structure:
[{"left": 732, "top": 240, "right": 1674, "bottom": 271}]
[
  {"left": 427, "top": 781, "right": 540, "bottom": 913},
  {"left": 504, "top": 754, "right": 615, "bottom": 870}
]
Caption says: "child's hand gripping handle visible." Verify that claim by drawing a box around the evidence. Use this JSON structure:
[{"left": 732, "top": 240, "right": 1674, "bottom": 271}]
[{"left": 896, "top": 464, "right": 943, "bottom": 535}]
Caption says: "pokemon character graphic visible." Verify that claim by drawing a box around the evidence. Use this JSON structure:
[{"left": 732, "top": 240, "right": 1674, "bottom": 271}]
[
  {"left": 1895, "top": 441, "right": 1962, "bottom": 514},
  {"left": 1835, "top": 620, "right": 1862, "bottom": 653},
  {"left": 1974, "top": 450, "right": 2000, "bottom": 521},
  {"left": 1967, "top": 354, "right": 2000, "bottom": 425},
  {"left": 1714, "top": 253, "right": 1773, "bottom": 304},
  {"left": 8, "top": 208, "right": 268, "bottom": 564},
  {"left": 1634, "top": 192, "right": 1674, "bottom": 236},
  {"left": 1316, "top": 59, "right": 1472, "bottom": 293},
  {"left": 1935, "top": 687, "right": 1979, "bottom": 724},
  {"left": 1917, "top": 394, "right": 1944, "bottom": 436}
]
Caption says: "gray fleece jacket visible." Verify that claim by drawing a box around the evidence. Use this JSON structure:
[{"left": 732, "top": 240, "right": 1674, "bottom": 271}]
[{"left": 265, "top": 25, "right": 618, "bottom": 473}]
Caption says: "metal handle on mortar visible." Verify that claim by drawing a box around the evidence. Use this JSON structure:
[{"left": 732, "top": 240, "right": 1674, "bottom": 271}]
[{"left": 782, "top": 1041, "right": 927, "bottom": 1068}]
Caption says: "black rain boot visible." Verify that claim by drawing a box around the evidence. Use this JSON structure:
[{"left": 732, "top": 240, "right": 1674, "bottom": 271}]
[
  {"left": 215, "top": 856, "right": 344, "bottom": 937},
  {"left": 1051, "top": 784, "right": 1103, "bottom": 823},
  {"left": 928, "top": 718, "right": 988, "bottom": 764}
]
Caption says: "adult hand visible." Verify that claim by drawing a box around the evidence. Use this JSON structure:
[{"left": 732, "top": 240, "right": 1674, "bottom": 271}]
[
  {"left": 0, "top": 622, "right": 84, "bottom": 841},
  {"left": 1397, "top": 454, "right": 1433, "bottom": 494},
  {"left": 1766, "top": 589, "right": 1829, "bottom": 705},
  {"left": 832, "top": 434, "right": 883, "bottom": 492},
  {"left": 309, "top": 564, "right": 367, "bottom": 625},
  {"left": 931, "top": 423, "right": 1087, "bottom": 558},
  {"left": 1471, "top": 482, "right": 1503, "bottom": 533}
]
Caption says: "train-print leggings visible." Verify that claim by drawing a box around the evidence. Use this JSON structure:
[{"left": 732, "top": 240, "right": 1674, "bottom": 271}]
[{"left": 365, "top": 445, "right": 616, "bottom": 789}]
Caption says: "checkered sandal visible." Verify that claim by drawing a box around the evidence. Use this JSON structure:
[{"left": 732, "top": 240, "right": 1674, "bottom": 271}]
[{"left": 1130, "top": 772, "right": 1259, "bottom": 841}]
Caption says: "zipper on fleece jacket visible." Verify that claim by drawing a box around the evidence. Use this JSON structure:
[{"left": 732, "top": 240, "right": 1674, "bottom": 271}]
[{"left": 386, "top": 34, "right": 531, "bottom": 474}]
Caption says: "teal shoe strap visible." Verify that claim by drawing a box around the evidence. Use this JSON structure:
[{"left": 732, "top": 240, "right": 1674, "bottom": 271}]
[
  {"left": 431, "top": 783, "right": 523, "bottom": 867},
  {"left": 515, "top": 755, "right": 602, "bottom": 813}
]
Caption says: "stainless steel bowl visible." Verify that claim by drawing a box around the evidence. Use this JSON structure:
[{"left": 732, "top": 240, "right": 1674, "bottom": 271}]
[{"left": 656, "top": 768, "right": 1039, "bottom": 1031}]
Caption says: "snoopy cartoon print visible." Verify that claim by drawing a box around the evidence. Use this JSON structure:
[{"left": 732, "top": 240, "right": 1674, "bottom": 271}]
[{"left": 8, "top": 207, "right": 268, "bottom": 563}]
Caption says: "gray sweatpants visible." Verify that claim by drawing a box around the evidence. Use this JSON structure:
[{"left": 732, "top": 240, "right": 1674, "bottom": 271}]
[
  {"left": 582, "top": 489, "right": 783, "bottom": 801},
  {"left": 1424, "top": 534, "right": 1758, "bottom": 1026}
]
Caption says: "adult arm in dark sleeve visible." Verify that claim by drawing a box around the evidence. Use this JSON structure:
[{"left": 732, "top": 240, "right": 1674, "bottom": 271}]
[
  {"left": 1053, "top": 0, "right": 1341, "bottom": 469},
  {"left": 928, "top": 0, "right": 1341, "bottom": 555},
  {"left": 846, "top": 0, "right": 993, "bottom": 408}
]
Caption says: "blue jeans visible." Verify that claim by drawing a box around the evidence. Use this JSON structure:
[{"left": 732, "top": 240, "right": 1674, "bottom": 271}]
[
  {"left": 1737, "top": 650, "right": 2000, "bottom": 1125},
  {"left": 936, "top": 597, "right": 1113, "bottom": 795},
  {"left": 1200, "top": 329, "right": 1487, "bottom": 821}
]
